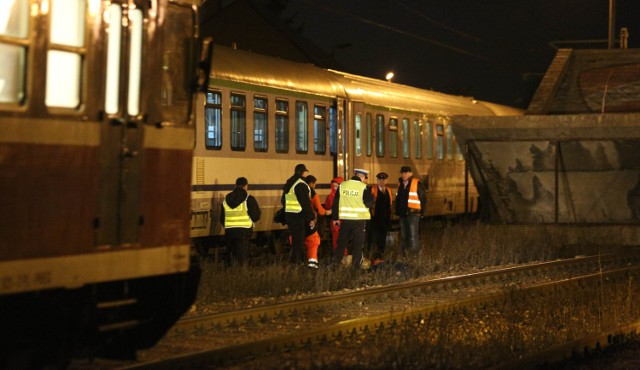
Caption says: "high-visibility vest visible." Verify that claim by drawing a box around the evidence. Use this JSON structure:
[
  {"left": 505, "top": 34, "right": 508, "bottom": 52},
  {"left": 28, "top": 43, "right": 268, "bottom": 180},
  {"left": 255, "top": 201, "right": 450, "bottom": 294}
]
[
  {"left": 338, "top": 180, "right": 371, "bottom": 220},
  {"left": 407, "top": 178, "right": 421, "bottom": 210},
  {"left": 223, "top": 195, "right": 252, "bottom": 228},
  {"left": 370, "top": 185, "right": 393, "bottom": 216},
  {"left": 285, "top": 178, "right": 310, "bottom": 213}
]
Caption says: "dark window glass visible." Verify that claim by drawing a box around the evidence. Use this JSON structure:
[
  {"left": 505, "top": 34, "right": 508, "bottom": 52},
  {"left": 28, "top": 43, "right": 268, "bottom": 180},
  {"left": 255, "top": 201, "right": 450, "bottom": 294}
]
[
  {"left": 314, "top": 105, "right": 326, "bottom": 154},
  {"left": 389, "top": 117, "right": 398, "bottom": 158},
  {"left": 329, "top": 106, "right": 337, "bottom": 155},
  {"left": 205, "top": 91, "right": 222, "bottom": 150},
  {"left": 230, "top": 93, "right": 246, "bottom": 151},
  {"left": 366, "top": 113, "right": 372, "bottom": 157},
  {"left": 414, "top": 120, "right": 422, "bottom": 159},
  {"left": 275, "top": 99, "right": 289, "bottom": 153},
  {"left": 295, "top": 101, "right": 308, "bottom": 153},
  {"left": 376, "top": 114, "right": 384, "bottom": 157},
  {"left": 426, "top": 120, "right": 434, "bottom": 159},
  {"left": 436, "top": 123, "right": 444, "bottom": 160},
  {"left": 402, "top": 118, "right": 410, "bottom": 158},
  {"left": 254, "top": 96, "right": 268, "bottom": 152}
]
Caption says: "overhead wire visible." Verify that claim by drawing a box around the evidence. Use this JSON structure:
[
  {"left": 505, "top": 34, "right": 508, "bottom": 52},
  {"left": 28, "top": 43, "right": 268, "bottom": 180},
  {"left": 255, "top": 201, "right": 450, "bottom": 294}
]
[{"left": 298, "top": 0, "right": 488, "bottom": 61}]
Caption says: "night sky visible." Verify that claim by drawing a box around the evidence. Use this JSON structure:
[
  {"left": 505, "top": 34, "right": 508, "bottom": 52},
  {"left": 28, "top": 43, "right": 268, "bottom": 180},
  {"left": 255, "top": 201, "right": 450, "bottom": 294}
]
[{"left": 278, "top": 0, "right": 640, "bottom": 108}]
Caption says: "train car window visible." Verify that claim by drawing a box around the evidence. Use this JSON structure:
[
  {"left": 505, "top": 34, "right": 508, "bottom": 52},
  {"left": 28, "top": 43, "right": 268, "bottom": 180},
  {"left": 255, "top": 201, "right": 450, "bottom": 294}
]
[
  {"left": 230, "top": 93, "right": 246, "bottom": 151},
  {"left": 446, "top": 124, "right": 454, "bottom": 160},
  {"left": 254, "top": 96, "right": 268, "bottom": 152},
  {"left": 402, "top": 118, "right": 410, "bottom": 159},
  {"left": 104, "top": 4, "right": 122, "bottom": 114},
  {"left": 205, "top": 91, "right": 222, "bottom": 150},
  {"left": 295, "top": 101, "right": 308, "bottom": 153},
  {"left": 366, "top": 113, "right": 372, "bottom": 157},
  {"left": 354, "top": 113, "right": 362, "bottom": 156},
  {"left": 127, "top": 9, "right": 143, "bottom": 116},
  {"left": 158, "top": 3, "right": 196, "bottom": 125},
  {"left": 436, "top": 123, "right": 444, "bottom": 160},
  {"left": 314, "top": 105, "right": 326, "bottom": 154},
  {"left": 0, "top": 0, "right": 29, "bottom": 104},
  {"left": 389, "top": 117, "right": 398, "bottom": 158},
  {"left": 46, "top": 0, "right": 86, "bottom": 108},
  {"left": 426, "top": 120, "right": 434, "bottom": 159},
  {"left": 275, "top": 98, "right": 289, "bottom": 153},
  {"left": 376, "top": 114, "right": 384, "bottom": 157},
  {"left": 329, "top": 106, "right": 337, "bottom": 155},
  {"left": 414, "top": 120, "right": 422, "bottom": 159}
]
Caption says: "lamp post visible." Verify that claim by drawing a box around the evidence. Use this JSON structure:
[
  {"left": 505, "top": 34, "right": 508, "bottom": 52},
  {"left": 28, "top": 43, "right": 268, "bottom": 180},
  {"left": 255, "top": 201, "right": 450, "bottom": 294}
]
[{"left": 385, "top": 71, "right": 394, "bottom": 82}]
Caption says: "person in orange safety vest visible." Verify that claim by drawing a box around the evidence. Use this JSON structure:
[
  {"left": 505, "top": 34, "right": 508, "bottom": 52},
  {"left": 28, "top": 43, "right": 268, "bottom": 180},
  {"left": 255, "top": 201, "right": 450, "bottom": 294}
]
[{"left": 395, "top": 166, "right": 427, "bottom": 257}]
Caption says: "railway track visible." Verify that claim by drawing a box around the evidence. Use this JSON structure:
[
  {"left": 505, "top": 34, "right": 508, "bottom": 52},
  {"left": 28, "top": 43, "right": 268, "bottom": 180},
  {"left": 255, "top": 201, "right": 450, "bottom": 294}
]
[
  {"left": 93, "top": 253, "right": 639, "bottom": 369},
  {"left": 67, "top": 252, "right": 640, "bottom": 369}
]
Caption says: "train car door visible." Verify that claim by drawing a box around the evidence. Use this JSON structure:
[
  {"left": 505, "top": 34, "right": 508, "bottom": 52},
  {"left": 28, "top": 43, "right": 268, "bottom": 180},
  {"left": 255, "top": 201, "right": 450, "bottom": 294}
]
[
  {"left": 334, "top": 97, "right": 347, "bottom": 179},
  {"left": 96, "top": 0, "right": 196, "bottom": 249}
]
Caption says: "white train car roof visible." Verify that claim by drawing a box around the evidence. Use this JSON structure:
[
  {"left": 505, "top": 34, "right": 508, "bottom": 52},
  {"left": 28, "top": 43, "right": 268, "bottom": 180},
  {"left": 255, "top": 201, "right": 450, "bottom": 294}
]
[
  {"left": 329, "top": 70, "right": 519, "bottom": 117},
  {"left": 209, "top": 45, "right": 346, "bottom": 100}
]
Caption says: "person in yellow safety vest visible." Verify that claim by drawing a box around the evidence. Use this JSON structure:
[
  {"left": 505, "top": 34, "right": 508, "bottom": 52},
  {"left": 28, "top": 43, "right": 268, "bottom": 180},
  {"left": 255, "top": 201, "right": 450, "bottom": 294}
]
[
  {"left": 331, "top": 168, "right": 373, "bottom": 271},
  {"left": 281, "top": 164, "right": 315, "bottom": 264},
  {"left": 367, "top": 172, "right": 393, "bottom": 262},
  {"left": 220, "top": 177, "right": 261, "bottom": 266},
  {"left": 395, "top": 166, "right": 427, "bottom": 257}
]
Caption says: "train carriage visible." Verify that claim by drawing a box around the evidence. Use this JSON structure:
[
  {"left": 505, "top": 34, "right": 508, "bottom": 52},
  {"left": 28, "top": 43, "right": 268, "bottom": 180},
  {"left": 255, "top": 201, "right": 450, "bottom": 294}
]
[
  {"left": 0, "top": 0, "right": 207, "bottom": 367},
  {"left": 190, "top": 45, "right": 522, "bottom": 255}
]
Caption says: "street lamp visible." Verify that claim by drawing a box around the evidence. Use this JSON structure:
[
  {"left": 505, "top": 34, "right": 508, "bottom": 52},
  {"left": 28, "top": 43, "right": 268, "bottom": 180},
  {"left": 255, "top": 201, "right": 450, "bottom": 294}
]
[{"left": 385, "top": 71, "right": 394, "bottom": 82}]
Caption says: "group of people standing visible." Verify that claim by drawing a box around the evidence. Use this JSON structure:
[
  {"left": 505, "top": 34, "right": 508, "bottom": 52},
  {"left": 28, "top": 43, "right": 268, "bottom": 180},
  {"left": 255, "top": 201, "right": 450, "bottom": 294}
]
[{"left": 219, "top": 163, "right": 427, "bottom": 270}]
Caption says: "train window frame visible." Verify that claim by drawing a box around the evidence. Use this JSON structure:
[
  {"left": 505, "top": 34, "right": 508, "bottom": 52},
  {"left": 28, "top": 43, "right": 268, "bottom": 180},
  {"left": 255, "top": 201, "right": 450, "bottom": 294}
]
[
  {"left": 376, "top": 114, "right": 384, "bottom": 157},
  {"left": 388, "top": 117, "right": 398, "bottom": 158},
  {"left": 204, "top": 90, "right": 222, "bottom": 150},
  {"left": 446, "top": 123, "right": 454, "bottom": 160},
  {"left": 230, "top": 92, "right": 246, "bottom": 151},
  {"left": 275, "top": 98, "right": 289, "bottom": 153},
  {"left": 402, "top": 118, "right": 410, "bottom": 159},
  {"left": 313, "top": 104, "right": 326, "bottom": 155},
  {"left": 365, "top": 113, "right": 372, "bottom": 157},
  {"left": 436, "top": 123, "right": 444, "bottom": 160},
  {"left": 253, "top": 95, "right": 268, "bottom": 152},
  {"left": 0, "top": 0, "right": 29, "bottom": 105},
  {"left": 45, "top": 0, "right": 86, "bottom": 109},
  {"left": 354, "top": 113, "right": 362, "bottom": 157},
  {"left": 425, "top": 119, "right": 434, "bottom": 159},
  {"left": 295, "top": 101, "right": 308, "bottom": 154},
  {"left": 414, "top": 119, "right": 422, "bottom": 159},
  {"left": 329, "top": 105, "right": 337, "bottom": 155}
]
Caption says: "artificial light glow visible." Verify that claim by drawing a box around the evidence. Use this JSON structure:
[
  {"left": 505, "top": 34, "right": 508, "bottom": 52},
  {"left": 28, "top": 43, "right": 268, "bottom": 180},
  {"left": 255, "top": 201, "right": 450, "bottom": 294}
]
[{"left": 385, "top": 71, "right": 394, "bottom": 82}]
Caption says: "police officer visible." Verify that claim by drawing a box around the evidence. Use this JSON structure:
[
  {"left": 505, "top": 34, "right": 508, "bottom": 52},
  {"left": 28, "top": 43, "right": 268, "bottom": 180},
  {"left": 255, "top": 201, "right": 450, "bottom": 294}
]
[
  {"left": 282, "top": 164, "right": 315, "bottom": 264},
  {"left": 332, "top": 169, "right": 373, "bottom": 271},
  {"left": 220, "top": 177, "right": 261, "bottom": 266},
  {"left": 395, "top": 166, "right": 427, "bottom": 257}
]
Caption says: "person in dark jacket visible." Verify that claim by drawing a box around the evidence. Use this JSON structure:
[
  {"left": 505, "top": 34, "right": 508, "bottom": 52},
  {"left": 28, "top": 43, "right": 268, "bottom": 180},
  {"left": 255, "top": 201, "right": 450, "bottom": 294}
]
[
  {"left": 368, "top": 172, "right": 393, "bottom": 260},
  {"left": 395, "top": 166, "right": 427, "bottom": 257},
  {"left": 332, "top": 169, "right": 373, "bottom": 271},
  {"left": 219, "top": 177, "right": 261, "bottom": 266},
  {"left": 282, "top": 163, "right": 315, "bottom": 264}
]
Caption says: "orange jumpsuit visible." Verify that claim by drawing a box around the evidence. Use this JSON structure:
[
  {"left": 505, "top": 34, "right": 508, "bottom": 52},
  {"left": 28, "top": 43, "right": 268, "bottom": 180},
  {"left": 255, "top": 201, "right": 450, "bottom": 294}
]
[{"left": 305, "top": 193, "right": 326, "bottom": 265}]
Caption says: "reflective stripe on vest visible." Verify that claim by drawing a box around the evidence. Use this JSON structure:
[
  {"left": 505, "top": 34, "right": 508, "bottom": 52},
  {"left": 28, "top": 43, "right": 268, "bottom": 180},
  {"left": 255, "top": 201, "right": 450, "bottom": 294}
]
[
  {"left": 408, "top": 178, "right": 421, "bottom": 210},
  {"left": 338, "top": 180, "right": 371, "bottom": 220},
  {"left": 223, "top": 195, "right": 252, "bottom": 228},
  {"left": 285, "top": 178, "right": 310, "bottom": 213}
]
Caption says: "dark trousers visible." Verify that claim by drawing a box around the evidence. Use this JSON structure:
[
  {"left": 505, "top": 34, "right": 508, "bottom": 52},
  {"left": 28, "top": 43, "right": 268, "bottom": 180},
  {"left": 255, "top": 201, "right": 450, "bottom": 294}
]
[
  {"left": 369, "top": 218, "right": 389, "bottom": 258},
  {"left": 225, "top": 228, "right": 251, "bottom": 266},
  {"left": 286, "top": 215, "right": 307, "bottom": 263},
  {"left": 333, "top": 220, "right": 367, "bottom": 270},
  {"left": 399, "top": 213, "right": 420, "bottom": 257}
]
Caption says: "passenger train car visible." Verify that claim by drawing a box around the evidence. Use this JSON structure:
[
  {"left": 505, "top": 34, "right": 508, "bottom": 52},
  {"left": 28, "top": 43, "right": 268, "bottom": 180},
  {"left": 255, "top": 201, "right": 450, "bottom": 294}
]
[
  {"left": 190, "top": 45, "right": 522, "bottom": 255},
  {"left": 0, "top": 0, "right": 208, "bottom": 367}
]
